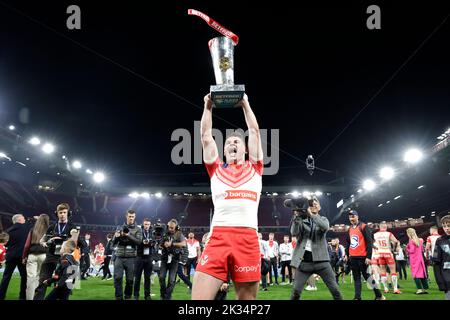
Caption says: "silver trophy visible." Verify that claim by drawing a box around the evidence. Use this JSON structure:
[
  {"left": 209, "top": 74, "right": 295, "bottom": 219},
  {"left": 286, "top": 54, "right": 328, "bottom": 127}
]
[{"left": 209, "top": 36, "right": 245, "bottom": 108}]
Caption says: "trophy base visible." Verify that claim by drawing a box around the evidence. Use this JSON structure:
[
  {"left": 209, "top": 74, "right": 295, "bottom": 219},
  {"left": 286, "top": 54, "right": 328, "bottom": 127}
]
[{"left": 210, "top": 84, "right": 245, "bottom": 108}]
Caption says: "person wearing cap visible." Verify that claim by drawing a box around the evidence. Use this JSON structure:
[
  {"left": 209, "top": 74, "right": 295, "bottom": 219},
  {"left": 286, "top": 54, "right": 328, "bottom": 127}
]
[
  {"left": 431, "top": 215, "right": 450, "bottom": 300},
  {"left": 344, "top": 209, "right": 385, "bottom": 300},
  {"left": 289, "top": 197, "right": 342, "bottom": 300}
]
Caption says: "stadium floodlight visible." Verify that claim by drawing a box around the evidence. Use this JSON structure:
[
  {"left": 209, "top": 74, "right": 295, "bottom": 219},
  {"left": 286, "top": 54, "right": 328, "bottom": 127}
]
[
  {"left": 378, "top": 204, "right": 383, "bottom": 207},
  {"left": 141, "top": 192, "right": 150, "bottom": 199},
  {"left": 72, "top": 160, "right": 82, "bottom": 169},
  {"left": 417, "top": 185, "right": 425, "bottom": 189},
  {"left": 93, "top": 172, "right": 105, "bottom": 183},
  {"left": 357, "top": 189, "right": 363, "bottom": 193},
  {"left": 314, "top": 191, "right": 323, "bottom": 197},
  {"left": 363, "top": 179, "right": 376, "bottom": 191},
  {"left": 86, "top": 169, "right": 93, "bottom": 174},
  {"left": 394, "top": 195, "right": 402, "bottom": 200},
  {"left": 8, "top": 125, "right": 15, "bottom": 130},
  {"left": 350, "top": 194, "right": 354, "bottom": 198},
  {"left": 291, "top": 191, "right": 300, "bottom": 198},
  {"left": 29, "top": 137, "right": 41, "bottom": 145},
  {"left": 379, "top": 166, "right": 395, "bottom": 180},
  {"left": 129, "top": 192, "right": 139, "bottom": 198},
  {"left": 336, "top": 199, "right": 344, "bottom": 208},
  {"left": 155, "top": 192, "right": 163, "bottom": 198},
  {"left": 386, "top": 200, "right": 391, "bottom": 204},
  {"left": 42, "top": 143, "right": 55, "bottom": 154},
  {"left": 302, "top": 191, "right": 311, "bottom": 197},
  {"left": 404, "top": 148, "right": 423, "bottom": 164},
  {"left": 272, "top": 192, "right": 278, "bottom": 196}
]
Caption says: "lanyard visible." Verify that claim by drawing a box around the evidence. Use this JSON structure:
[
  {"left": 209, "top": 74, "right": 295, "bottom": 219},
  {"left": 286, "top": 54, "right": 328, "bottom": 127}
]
[
  {"left": 143, "top": 230, "right": 149, "bottom": 241},
  {"left": 58, "top": 223, "right": 67, "bottom": 235}
]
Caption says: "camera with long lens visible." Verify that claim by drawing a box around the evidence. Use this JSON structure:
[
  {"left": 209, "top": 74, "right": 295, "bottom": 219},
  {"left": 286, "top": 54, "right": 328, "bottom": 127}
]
[{"left": 284, "top": 197, "right": 315, "bottom": 218}]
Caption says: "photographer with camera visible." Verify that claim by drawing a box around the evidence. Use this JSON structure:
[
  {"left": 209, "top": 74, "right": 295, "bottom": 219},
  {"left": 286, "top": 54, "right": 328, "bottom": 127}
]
[
  {"left": 112, "top": 210, "right": 142, "bottom": 300},
  {"left": 133, "top": 218, "right": 153, "bottom": 300},
  {"left": 33, "top": 203, "right": 83, "bottom": 300},
  {"left": 287, "top": 196, "right": 342, "bottom": 300},
  {"left": 159, "top": 219, "right": 186, "bottom": 300}
]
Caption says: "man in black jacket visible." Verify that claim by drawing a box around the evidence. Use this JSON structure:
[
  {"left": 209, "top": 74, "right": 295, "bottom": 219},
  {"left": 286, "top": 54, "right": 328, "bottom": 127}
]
[
  {"left": 344, "top": 210, "right": 384, "bottom": 300},
  {"left": 100, "top": 233, "right": 113, "bottom": 280},
  {"left": 133, "top": 218, "right": 154, "bottom": 300},
  {"left": 113, "top": 210, "right": 142, "bottom": 300},
  {"left": 34, "top": 203, "right": 84, "bottom": 300},
  {"left": 0, "top": 214, "right": 36, "bottom": 300},
  {"left": 79, "top": 233, "right": 91, "bottom": 279}
]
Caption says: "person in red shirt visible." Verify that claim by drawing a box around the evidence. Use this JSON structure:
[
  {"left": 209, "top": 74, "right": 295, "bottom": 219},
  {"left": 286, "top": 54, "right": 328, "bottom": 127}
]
[
  {"left": 0, "top": 232, "right": 9, "bottom": 269},
  {"left": 344, "top": 210, "right": 385, "bottom": 300}
]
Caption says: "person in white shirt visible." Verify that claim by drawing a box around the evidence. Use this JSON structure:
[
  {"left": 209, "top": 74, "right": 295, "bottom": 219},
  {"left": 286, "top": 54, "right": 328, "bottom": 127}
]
[
  {"left": 267, "top": 233, "right": 279, "bottom": 285},
  {"left": 395, "top": 245, "right": 407, "bottom": 280},
  {"left": 279, "top": 235, "right": 293, "bottom": 284},
  {"left": 186, "top": 233, "right": 201, "bottom": 282}
]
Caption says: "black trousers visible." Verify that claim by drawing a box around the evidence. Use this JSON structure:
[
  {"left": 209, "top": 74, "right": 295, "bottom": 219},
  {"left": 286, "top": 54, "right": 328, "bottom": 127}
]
[
  {"left": 268, "top": 257, "right": 278, "bottom": 284},
  {"left": 81, "top": 254, "right": 90, "bottom": 277},
  {"left": 349, "top": 257, "right": 382, "bottom": 299},
  {"left": 261, "top": 259, "right": 270, "bottom": 289},
  {"left": 185, "top": 257, "right": 197, "bottom": 281},
  {"left": 396, "top": 260, "right": 407, "bottom": 280},
  {"left": 280, "top": 260, "right": 292, "bottom": 283},
  {"left": 114, "top": 257, "right": 136, "bottom": 299},
  {"left": 101, "top": 256, "right": 112, "bottom": 278},
  {"left": 133, "top": 255, "right": 153, "bottom": 299},
  {"left": 159, "top": 259, "right": 178, "bottom": 300},
  {"left": 0, "top": 257, "right": 27, "bottom": 300},
  {"left": 45, "top": 286, "right": 71, "bottom": 300},
  {"left": 34, "top": 254, "right": 59, "bottom": 300},
  {"left": 176, "top": 263, "right": 192, "bottom": 289}
]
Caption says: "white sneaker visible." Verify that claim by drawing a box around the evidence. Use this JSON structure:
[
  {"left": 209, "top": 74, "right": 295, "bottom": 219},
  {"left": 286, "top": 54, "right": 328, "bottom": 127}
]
[
  {"left": 312, "top": 286, "right": 318, "bottom": 291},
  {"left": 305, "top": 285, "right": 314, "bottom": 291}
]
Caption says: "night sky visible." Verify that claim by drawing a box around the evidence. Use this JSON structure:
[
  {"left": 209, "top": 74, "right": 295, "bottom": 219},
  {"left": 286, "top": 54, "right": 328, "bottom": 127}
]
[{"left": 1, "top": 1, "right": 449, "bottom": 191}]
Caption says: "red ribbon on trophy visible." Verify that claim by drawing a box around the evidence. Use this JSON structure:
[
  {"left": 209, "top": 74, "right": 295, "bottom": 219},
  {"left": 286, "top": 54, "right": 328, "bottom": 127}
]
[{"left": 188, "top": 9, "right": 239, "bottom": 45}]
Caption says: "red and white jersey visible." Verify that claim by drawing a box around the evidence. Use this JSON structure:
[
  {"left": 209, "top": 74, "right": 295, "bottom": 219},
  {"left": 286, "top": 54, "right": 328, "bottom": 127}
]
[
  {"left": 205, "top": 158, "right": 263, "bottom": 230},
  {"left": 374, "top": 231, "right": 393, "bottom": 254},
  {"left": 426, "top": 233, "right": 441, "bottom": 257},
  {"left": 0, "top": 244, "right": 6, "bottom": 263}
]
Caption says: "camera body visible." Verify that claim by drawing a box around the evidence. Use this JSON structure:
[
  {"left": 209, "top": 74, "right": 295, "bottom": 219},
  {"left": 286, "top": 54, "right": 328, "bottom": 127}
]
[{"left": 284, "top": 197, "right": 314, "bottom": 218}]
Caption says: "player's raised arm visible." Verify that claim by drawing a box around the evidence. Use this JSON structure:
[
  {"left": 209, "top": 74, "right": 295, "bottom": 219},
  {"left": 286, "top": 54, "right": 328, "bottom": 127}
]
[
  {"left": 201, "top": 93, "right": 219, "bottom": 164},
  {"left": 238, "top": 94, "right": 263, "bottom": 163}
]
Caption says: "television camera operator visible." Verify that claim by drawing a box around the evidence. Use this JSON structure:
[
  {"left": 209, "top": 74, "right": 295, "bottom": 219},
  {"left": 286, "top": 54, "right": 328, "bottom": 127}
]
[
  {"left": 158, "top": 219, "right": 186, "bottom": 300},
  {"left": 112, "top": 210, "right": 142, "bottom": 300},
  {"left": 287, "top": 196, "right": 342, "bottom": 300},
  {"left": 34, "top": 203, "right": 84, "bottom": 300}
]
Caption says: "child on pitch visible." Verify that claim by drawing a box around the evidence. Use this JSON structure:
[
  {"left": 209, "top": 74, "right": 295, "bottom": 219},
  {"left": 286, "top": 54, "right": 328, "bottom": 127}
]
[
  {"left": 0, "top": 232, "right": 9, "bottom": 270},
  {"left": 432, "top": 215, "right": 450, "bottom": 300},
  {"left": 44, "top": 240, "right": 79, "bottom": 300}
]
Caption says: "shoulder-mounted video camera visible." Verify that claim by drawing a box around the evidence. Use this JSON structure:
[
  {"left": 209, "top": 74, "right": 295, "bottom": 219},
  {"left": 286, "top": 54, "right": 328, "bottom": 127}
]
[{"left": 284, "top": 197, "right": 316, "bottom": 219}]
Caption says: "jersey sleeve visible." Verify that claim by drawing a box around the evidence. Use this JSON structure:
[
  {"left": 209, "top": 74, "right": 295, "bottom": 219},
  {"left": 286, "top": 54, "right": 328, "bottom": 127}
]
[
  {"left": 250, "top": 160, "right": 264, "bottom": 176},
  {"left": 204, "top": 157, "right": 220, "bottom": 178}
]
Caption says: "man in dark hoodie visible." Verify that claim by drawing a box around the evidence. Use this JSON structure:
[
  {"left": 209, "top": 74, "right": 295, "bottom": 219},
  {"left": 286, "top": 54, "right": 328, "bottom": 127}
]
[
  {"left": 113, "top": 210, "right": 142, "bottom": 300},
  {"left": 0, "top": 214, "right": 36, "bottom": 300},
  {"left": 432, "top": 215, "right": 450, "bottom": 300}
]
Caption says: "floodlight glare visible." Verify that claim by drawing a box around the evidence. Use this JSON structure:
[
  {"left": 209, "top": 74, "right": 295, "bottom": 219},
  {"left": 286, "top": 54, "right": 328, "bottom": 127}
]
[
  {"left": 291, "top": 191, "right": 300, "bottom": 198},
  {"left": 42, "top": 143, "right": 55, "bottom": 154},
  {"left": 129, "top": 192, "right": 139, "bottom": 198},
  {"left": 93, "top": 172, "right": 105, "bottom": 183},
  {"left": 141, "top": 192, "right": 150, "bottom": 199},
  {"left": 302, "top": 191, "right": 311, "bottom": 197},
  {"left": 363, "top": 179, "right": 376, "bottom": 191},
  {"left": 86, "top": 169, "right": 93, "bottom": 174},
  {"left": 404, "top": 148, "right": 423, "bottom": 164},
  {"left": 314, "top": 191, "right": 323, "bottom": 197},
  {"left": 379, "top": 167, "right": 395, "bottom": 180},
  {"left": 72, "top": 161, "right": 82, "bottom": 169},
  {"left": 155, "top": 192, "right": 163, "bottom": 198},
  {"left": 29, "top": 137, "right": 41, "bottom": 145},
  {"left": 8, "top": 125, "right": 15, "bottom": 130}
]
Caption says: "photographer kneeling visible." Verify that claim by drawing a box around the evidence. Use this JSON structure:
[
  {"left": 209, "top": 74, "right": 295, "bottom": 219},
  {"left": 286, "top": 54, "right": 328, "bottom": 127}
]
[
  {"left": 288, "top": 197, "right": 342, "bottom": 300},
  {"left": 159, "top": 219, "right": 186, "bottom": 300}
]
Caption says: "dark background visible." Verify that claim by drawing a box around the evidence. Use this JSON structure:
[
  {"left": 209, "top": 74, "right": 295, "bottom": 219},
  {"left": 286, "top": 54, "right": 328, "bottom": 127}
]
[{"left": 0, "top": 0, "right": 449, "bottom": 193}]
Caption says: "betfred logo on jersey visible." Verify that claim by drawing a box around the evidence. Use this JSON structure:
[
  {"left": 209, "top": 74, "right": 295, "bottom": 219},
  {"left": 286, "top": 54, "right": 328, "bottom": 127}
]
[
  {"left": 234, "top": 263, "right": 260, "bottom": 273},
  {"left": 350, "top": 235, "right": 360, "bottom": 249},
  {"left": 224, "top": 190, "right": 257, "bottom": 201}
]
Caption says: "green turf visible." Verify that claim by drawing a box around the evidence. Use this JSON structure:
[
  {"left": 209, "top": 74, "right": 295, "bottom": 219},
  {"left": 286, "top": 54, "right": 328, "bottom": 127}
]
[{"left": 0, "top": 268, "right": 445, "bottom": 300}]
